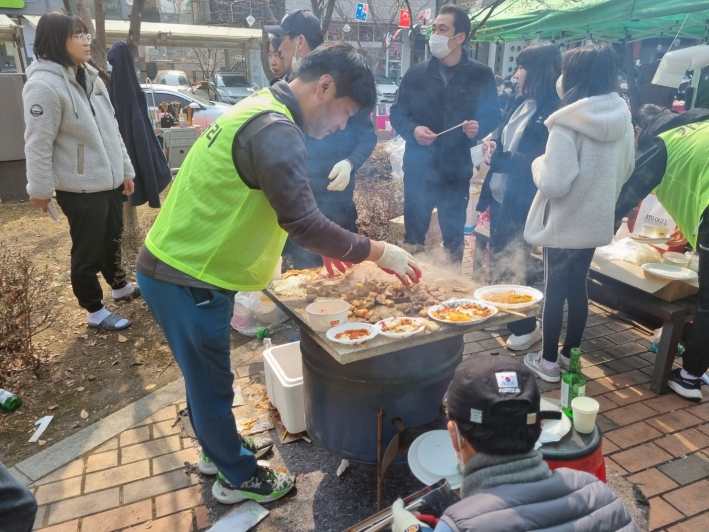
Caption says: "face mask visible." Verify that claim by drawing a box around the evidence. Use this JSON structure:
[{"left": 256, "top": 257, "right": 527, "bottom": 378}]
[
  {"left": 291, "top": 37, "right": 304, "bottom": 73},
  {"left": 453, "top": 422, "right": 466, "bottom": 471},
  {"left": 556, "top": 75, "right": 564, "bottom": 99},
  {"left": 429, "top": 34, "right": 457, "bottom": 59}
]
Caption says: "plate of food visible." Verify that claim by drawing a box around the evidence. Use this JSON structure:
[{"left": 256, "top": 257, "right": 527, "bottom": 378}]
[
  {"left": 326, "top": 323, "right": 378, "bottom": 345},
  {"left": 629, "top": 233, "right": 670, "bottom": 245},
  {"left": 375, "top": 317, "right": 427, "bottom": 338},
  {"left": 474, "top": 285, "right": 543, "bottom": 310},
  {"left": 428, "top": 299, "right": 498, "bottom": 325}
]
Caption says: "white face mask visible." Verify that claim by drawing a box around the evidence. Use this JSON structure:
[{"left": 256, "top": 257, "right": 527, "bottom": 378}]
[
  {"left": 429, "top": 34, "right": 458, "bottom": 59},
  {"left": 556, "top": 75, "right": 564, "bottom": 99},
  {"left": 291, "top": 37, "right": 304, "bottom": 73}
]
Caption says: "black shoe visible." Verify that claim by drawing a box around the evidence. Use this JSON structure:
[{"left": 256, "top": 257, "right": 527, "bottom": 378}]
[{"left": 668, "top": 368, "right": 703, "bottom": 400}]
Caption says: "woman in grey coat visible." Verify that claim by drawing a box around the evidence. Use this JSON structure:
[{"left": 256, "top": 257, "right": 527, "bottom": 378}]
[{"left": 23, "top": 12, "right": 138, "bottom": 331}]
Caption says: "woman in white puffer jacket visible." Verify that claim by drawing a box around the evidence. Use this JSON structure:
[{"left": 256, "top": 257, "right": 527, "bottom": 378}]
[{"left": 523, "top": 44, "right": 635, "bottom": 383}]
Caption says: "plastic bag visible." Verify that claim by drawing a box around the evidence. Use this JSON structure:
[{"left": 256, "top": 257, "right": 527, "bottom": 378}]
[
  {"left": 231, "top": 291, "right": 287, "bottom": 337},
  {"left": 686, "top": 251, "right": 699, "bottom": 273},
  {"left": 594, "top": 238, "right": 663, "bottom": 266},
  {"left": 384, "top": 136, "right": 405, "bottom": 181}
]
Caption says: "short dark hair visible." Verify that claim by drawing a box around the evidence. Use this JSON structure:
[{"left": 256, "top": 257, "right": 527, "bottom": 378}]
[
  {"left": 283, "top": 28, "right": 324, "bottom": 52},
  {"left": 561, "top": 44, "right": 619, "bottom": 106},
  {"left": 270, "top": 35, "right": 281, "bottom": 52},
  {"left": 438, "top": 4, "right": 471, "bottom": 41},
  {"left": 294, "top": 42, "right": 376, "bottom": 112},
  {"left": 451, "top": 402, "right": 542, "bottom": 456},
  {"left": 632, "top": 103, "right": 664, "bottom": 128},
  {"left": 517, "top": 42, "right": 562, "bottom": 101},
  {"left": 33, "top": 11, "right": 89, "bottom": 68}
]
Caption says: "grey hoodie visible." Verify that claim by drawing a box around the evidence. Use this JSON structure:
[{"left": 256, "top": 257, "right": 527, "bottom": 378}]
[
  {"left": 524, "top": 93, "right": 635, "bottom": 249},
  {"left": 23, "top": 59, "right": 135, "bottom": 200}
]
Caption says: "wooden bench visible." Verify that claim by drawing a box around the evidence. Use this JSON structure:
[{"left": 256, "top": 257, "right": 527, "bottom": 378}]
[{"left": 587, "top": 270, "right": 697, "bottom": 394}]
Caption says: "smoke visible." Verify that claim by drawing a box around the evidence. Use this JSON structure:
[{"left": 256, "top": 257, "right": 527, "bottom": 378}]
[{"left": 487, "top": 235, "right": 538, "bottom": 286}]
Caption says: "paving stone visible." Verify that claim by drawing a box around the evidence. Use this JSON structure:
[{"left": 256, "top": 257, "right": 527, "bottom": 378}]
[
  {"left": 464, "top": 330, "right": 491, "bottom": 342},
  {"left": 593, "top": 394, "right": 618, "bottom": 413},
  {"left": 152, "top": 419, "right": 183, "bottom": 439},
  {"left": 34, "top": 477, "right": 82, "bottom": 506},
  {"left": 613, "top": 443, "right": 673, "bottom": 473},
  {"left": 33, "top": 504, "right": 47, "bottom": 529},
  {"left": 536, "top": 379, "right": 561, "bottom": 393},
  {"left": 605, "top": 422, "right": 663, "bottom": 449},
  {"left": 604, "top": 456, "right": 628, "bottom": 475},
  {"left": 132, "top": 405, "right": 178, "bottom": 427},
  {"left": 152, "top": 448, "right": 201, "bottom": 475},
  {"left": 603, "top": 438, "right": 619, "bottom": 454},
  {"left": 639, "top": 351, "right": 657, "bottom": 363},
  {"left": 195, "top": 504, "right": 210, "bottom": 529},
  {"left": 80, "top": 500, "right": 153, "bottom": 532},
  {"left": 627, "top": 469, "right": 678, "bottom": 498},
  {"left": 605, "top": 355, "right": 651, "bottom": 374},
  {"left": 649, "top": 497, "right": 684, "bottom": 530},
  {"left": 659, "top": 453, "right": 709, "bottom": 486},
  {"left": 581, "top": 337, "right": 616, "bottom": 352},
  {"left": 84, "top": 460, "right": 151, "bottom": 493},
  {"left": 605, "top": 321, "right": 635, "bottom": 333},
  {"left": 47, "top": 488, "right": 119, "bottom": 526},
  {"left": 664, "top": 480, "right": 709, "bottom": 517},
  {"left": 124, "top": 509, "right": 194, "bottom": 532},
  {"left": 463, "top": 342, "right": 485, "bottom": 355},
  {"left": 121, "top": 436, "right": 182, "bottom": 464},
  {"left": 655, "top": 429, "right": 709, "bottom": 458},
  {"left": 32, "top": 460, "right": 84, "bottom": 487},
  {"left": 585, "top": 377, "right": 620, "bottom": 397},
  {"left": 92, "top": 438, "right": 119, "bottom": 453},
  {"left": 647, "top": 410, "right": 703, "bottom": 434},
  {"left": 120, "top": 426, "right": 151, "bottom": 447},
  {"left": 236, "top": 363, "right": 264, "bottom": 378},
  {"left": 605, "top": 369, "right": 651, "bottom": 389},
  {"left": 604, "top": 385, "right": 655, "bottom": 407},
  {"left": 582, "top": 364, "right": 617, "bottom": 381},
  {"left": 595, "top": 414, "right": 618, "bottom": 433},
  {"left": 582, "top": 350, "right": 616, "bottom": 366},
  {"left": 586, "top": 314, "right": 614, "bottom": 327},
  {"left": 668, "top": 512, "right": 709, "bottom": 532},
  {"left": 582, "top": 324, "right": 616, "bottom": 339},
  {"left": 686, "top": 402, "right": 709, "bottom": 422},
  {"left": 644, "top": 395, "right": 698, "bottom": 414},
  {"left": 606, "top": 329, "right": 646, "bottom": 344},
  {"left": 41, "top": 519, "right": 80, "bottom": 532},
  {"left": 123, "top": 469, "right": 191, "bottom": 504},
  {"left": 478, "top": 337, "right": 508, "bottom": 350},
  {"left": 155, "top": 485, "right": 205, "bottom": 517},
  {"left": 86, "top": 451, "right": 119, "bottom": 473},
  {"left": 605, "top": 402, "right": 657, "bottom": 426}
]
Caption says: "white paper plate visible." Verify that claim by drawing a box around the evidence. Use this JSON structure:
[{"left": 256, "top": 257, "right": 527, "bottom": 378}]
[
  {"left": 375, "top": 317, "right": 426, "bottom": 338},
  {"left": 537, "top": 412, "right": 572, "bottom": 444},
  {"left": 428, "top": 299, "right": 498, "bottom": 326},
  {"left": 325, "top": 323, "right": 378, "bottom": 345},
  {"left": 641, "top": 262, "right": 698, "bottom": 281},
  {"left": 408, "top": 431, "right": 462, "bottom": 489},
  {"left": 629, "top": 233, "right": 669, "bottom": 245},
  {"left": 474, "top": 285, "right": 544, "bottom": 310}
]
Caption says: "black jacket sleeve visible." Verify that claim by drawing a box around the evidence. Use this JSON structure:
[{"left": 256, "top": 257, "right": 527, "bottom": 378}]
[
  {"left": 473, "top": 67, "right": 503, "bottom": 142},
  {"left": 235, "top": 114, "right": 371, "bottom": 262},
  {"left": 345, "top": 111, "right": 377, "bottom": 172},
  {"left": 615, "top": 138, "right": 668, "bottom": 226},
  {"left": 389, "top": 71, "right": 417, "bottom": 144}
]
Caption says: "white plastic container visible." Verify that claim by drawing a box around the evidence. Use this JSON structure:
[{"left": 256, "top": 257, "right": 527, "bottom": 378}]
[
  {"left": 263, "top": 341, "right": 305, "bottom": 434},
  {"left": 571, "top": 397, "right": 600, "bottom": 434},
  {"left": 305, "top": 299, "right": 349, "bottom": 332}
]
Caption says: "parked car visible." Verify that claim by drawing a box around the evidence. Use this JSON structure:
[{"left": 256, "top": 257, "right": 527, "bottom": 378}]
[
  {"left": 376, "top": 74, "right": 398, "bottom": 103},
  {"left": 141, "top": 84, "right": 231, "bottom": 130},
  {"left": 208, "top": 73, "right": 258, "bottom": 104},
  {"left": 154, "top": 70, "right": 195, "bottom": 95}
]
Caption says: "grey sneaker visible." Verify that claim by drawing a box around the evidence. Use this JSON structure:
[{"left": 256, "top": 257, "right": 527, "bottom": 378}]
[
  {"left": 558, "top": 353, "right": 570, "bottom": 372},
  {"left": 524, "top": 350, "right": 560, "bottom": 383},
  {"left": 212, "top": 466, "right": 296, "bottom": 504},
  {"left": 199, "top": 436, "right": 274, "bottom": 476}
]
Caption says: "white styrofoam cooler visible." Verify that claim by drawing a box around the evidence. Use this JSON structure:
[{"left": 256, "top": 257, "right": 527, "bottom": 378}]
[{"left": 263, "top": 341, "right": 306, "bottom": 434}]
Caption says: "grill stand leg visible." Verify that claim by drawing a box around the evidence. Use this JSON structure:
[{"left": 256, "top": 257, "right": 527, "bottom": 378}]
[
  {"left": 651, "top": 317, "right": 683, "bottom": 394},
  {"left": 377, "top": 408, "right": 384, "bottom": 511}
]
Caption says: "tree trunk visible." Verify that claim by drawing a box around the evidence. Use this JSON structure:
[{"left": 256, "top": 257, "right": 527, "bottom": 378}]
[
  {"left": 62, "top": 0, "right": 72, "bottom": 13},
  {"left": 92, "top": 0, "right": 107, "bottom": 71},
  {"left": 322, "top": 0, "right": 337, "bottom": 35},
  {"left": 75, "top": 0, "right": 110, "bottom": 84},
  {"left": 122, "top": 202, "right": 140, "bottom": 252},
  {"left": 128, "top": 0, "right": 147, "bottom": 60}
]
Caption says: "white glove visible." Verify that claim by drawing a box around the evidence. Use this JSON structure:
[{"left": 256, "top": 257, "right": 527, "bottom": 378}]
[
  {"left": 327, "top": 159, "right": 353, "bottom": 191},
  {"left": 392, "top": 498, "right": 424, "bottom": 532},
  {"left": 373, "top": 243, "right": 422, "bottom": 285}
]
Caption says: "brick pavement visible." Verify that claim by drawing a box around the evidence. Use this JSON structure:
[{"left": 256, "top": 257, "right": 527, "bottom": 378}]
[{"left": 24, "top": 245, "right": 709, "bottom": 531}]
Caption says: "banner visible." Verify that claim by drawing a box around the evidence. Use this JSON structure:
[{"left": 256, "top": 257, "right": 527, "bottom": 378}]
[
  {"left": 355, "top": 3, "right": 368, "bottom": 22},
  {"left": 398, "top": 9, "right": 411, "bottom": 28}
]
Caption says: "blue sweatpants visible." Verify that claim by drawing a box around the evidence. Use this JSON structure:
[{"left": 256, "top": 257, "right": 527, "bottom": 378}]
[{"left": 137, "top": 272, "right": 256, "bottom": 485}]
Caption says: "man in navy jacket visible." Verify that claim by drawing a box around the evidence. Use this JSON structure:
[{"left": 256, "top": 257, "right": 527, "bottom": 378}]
[{"left": 390, "top": 4, "right": 500, "bottom": 263}]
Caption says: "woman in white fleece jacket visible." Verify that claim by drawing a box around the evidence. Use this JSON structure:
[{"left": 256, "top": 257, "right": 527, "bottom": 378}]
[
  {"left": 24, "top": 12, "right": 138, "bottom": 331},
  {"left": 523, "top": 45, "right": 635, "bottom": 383}
]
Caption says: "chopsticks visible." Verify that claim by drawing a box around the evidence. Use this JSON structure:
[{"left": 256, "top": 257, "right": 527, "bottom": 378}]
[
  {"left": 504, "top": 309, "right": 530, "bottom": 319},
  {"left": 436, "top": 122, "right": 465, "bottom": 137}
]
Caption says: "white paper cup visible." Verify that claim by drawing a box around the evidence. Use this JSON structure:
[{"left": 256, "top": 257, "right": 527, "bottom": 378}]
[
  {"left": 571, "top": 397, "right": 599, "bottom": 434},
  {"left": 642, "top": 224, "right": 668, "bottom": 238}
]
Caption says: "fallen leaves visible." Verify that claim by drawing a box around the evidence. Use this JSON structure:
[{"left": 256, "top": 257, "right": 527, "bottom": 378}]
[
  {"left": 48, "top": 404, "right": 58, "bottom": 411},
  {"left": 144, "top": 384, "right": 156, "bottom": 390},
  {"left": 117, "top": 334, "right": 127, "bottom": 343},
  {"left": 80, "top": 409, "right": 89, "bottom": 419},
  {"left": 38, "top": 439, "right": 46, "bottom": 446}
]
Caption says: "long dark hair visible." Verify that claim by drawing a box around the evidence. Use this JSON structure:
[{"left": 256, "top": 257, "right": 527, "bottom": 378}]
[
  {"left": 33, "top": 11, "right": 89, "bottom": 68},
  {"left": 516, "top": 42, "right": 562, "bottom": 101},
  {"left": 561, "top": 44, "right": 619, "bottom": 106}
]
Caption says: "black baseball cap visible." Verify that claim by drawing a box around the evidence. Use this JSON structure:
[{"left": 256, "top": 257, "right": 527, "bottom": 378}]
[
  {"left": 265, "top": 10, "right": 323, "bottom": 44},
  {"left": 444, "top": 354, "right": 561, "bottom": 428}
]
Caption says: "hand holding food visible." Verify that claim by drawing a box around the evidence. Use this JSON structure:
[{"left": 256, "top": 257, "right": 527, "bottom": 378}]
[
  {"left": 667, "top": 228, "right": 688, "bottom": 247},
  {"left": 482, "top": 140, "right": 496, "bottom": 162},
  {"left": 374, "top": 243, "right": 422, "bottom": 285}
]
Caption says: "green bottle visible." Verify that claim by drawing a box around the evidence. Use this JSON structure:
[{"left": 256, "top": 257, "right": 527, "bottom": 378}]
[
  {"left": 0, "top": 389, "right": 22, "bottom": 412},
  {"left": 561, "top": 348, "right": 585, "bottom": 418}
]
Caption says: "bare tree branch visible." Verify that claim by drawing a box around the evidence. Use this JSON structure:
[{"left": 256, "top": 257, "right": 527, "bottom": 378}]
[{"left": 128, "top": 0, "right": 147, "bottom": 60}]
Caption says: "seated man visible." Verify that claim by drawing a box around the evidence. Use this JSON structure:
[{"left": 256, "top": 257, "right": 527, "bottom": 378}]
[{"left": 393, "top": 354, "right": 637, "bottom": 532}]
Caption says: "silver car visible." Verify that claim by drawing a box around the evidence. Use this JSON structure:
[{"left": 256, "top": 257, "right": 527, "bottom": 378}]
[
  {"left": 141, "top": 84, "right": 231, "bottom": 129},
  {"left": 154, "top": 70, "right": 195, "bottom": 95},
  {"left": 208, "top": 73, "right": 257, "bottom": 104},
  {"left": 376, "top": 75, "right": 398, "bottom": 103}
]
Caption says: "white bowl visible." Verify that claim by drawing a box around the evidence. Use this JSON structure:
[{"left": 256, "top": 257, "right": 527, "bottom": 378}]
[
  {"left": 642, "top": 224, "right": 669, "bottom": 238},
  {"left": 326, "top": 323, "right": 378, "bottom": 345},
  {"left": 663, "top": 252, "right": 690, "bottom": 268},
  {"left": 474, "top": 285, "right": 543, "bottom": 310},
  {"left": 306, "top": 299, "right": 350, "bottom": 333}
]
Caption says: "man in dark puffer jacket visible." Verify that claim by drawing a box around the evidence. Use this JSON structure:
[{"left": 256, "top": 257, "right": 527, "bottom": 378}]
[{"left": 392, "top": 354, "right": 637, "bottom": 532}]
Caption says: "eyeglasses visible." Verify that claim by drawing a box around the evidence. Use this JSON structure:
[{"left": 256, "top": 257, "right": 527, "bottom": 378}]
[{"left": 74, "top": 33, "right": 93, "bottom": 44}]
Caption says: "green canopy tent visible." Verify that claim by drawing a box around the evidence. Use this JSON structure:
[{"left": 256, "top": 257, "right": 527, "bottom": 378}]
[{"left": 470, "top": 0, "right": 709, "bottom": 43}]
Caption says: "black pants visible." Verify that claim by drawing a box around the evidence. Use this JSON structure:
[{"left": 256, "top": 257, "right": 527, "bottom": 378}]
[
  {"left": 403, "top": 176, "right": 469, "bottom": 263},
  {"left": 0, "top": 461, "right": 37, "bottom": 532},
  {"left": 488, "top": 200, "right": 537, "bottom": 336},
  {"left": 683, "top": 207, "right": 709, "bottom": 376},
  {"left": 55, "top": 187, "right": 127, "bottom": 313},
  {"left": 541, "top": 247, "right": 595, "bottom": 362}
]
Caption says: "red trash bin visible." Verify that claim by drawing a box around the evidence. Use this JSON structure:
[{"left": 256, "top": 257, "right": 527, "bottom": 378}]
[{"left": 541, "top": 423, "right": 606, "bottom": 482}]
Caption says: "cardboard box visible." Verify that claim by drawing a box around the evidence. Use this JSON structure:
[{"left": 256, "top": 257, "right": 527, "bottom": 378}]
[
  {"left": 590, "top": 255, "right": 698, "bottom": 302},
  {"left": 388, "top": 209, "right": 442, "bottom": 250}
]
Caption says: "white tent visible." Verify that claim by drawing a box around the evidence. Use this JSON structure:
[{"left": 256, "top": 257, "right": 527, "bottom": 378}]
[
  {"left": 653, "top": 45, "right": 709, "bottom": 88},
  {"left": 0, "top": 14, "right": 18, "bottom": 41}
]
